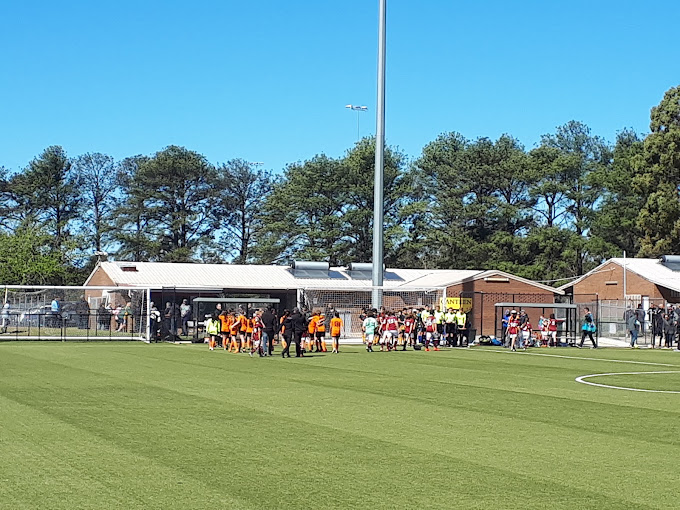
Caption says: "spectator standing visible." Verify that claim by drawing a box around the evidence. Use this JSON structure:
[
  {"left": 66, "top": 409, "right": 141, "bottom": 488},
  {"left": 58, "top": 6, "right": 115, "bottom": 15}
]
[
  {"left": 454, "top": 308, "right": 467, "bottom": 347},
  {"left": 180, "top": 299, "right": 192, "bottom": 336},
  {"left": 121, "top": 302, "right": 132, "bottom": 333},
  {"left": 114, "top": 305, "right": 124, "bottom": 331},
  {"left": 261, "top": 307, "right": 277, "bottom": 357},
  {"left": 149, "top": 302, "right": 162, "bottom": 341},
  {"left": 163, "top": 302, "right": 173, "bottom": 336},
  {"left": 672, "top": 306, "right": 680, "bottom": 348},
  {"left": 50, "top": 298, "right": 62, "bottom": 328},
  {"left": 579, "top": 307, "right": 597, "bottom": 348},
  {"left": 75, "top": 298, "right": 89, "bottom": 329},
  {"left": 662, "top": 314, "right": 675, "bottom": 349},
  {"left": 97, "top": 303, "right": 110, "bottom": 330},
  {"left": 628, "top": 313, "right": 640, "bottom": 348},
  {"left": 289, "top": 308, "right": 306, "bottom": 357},
  {"left": 649, "top": 304, "right": 664, "bottom": 348},
  {"left": 635, "top": 303, "right": 646, "bottom": 334},
  {"left": 1, "top": 301, "right": 10, "bottom": 333},
  {"left": 502, "top": 310, "right": 510, "bottom": 347},
  {"left": 280, "top": 310, "right": 293, "bottom": 358}
]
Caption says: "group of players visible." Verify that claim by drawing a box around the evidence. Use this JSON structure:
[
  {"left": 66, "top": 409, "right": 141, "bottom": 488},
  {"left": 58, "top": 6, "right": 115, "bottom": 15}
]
[
  {"left": 203, "top": 306, "right": 344, "bottom": 357},
  {"left": 203, "top": 303, "right": 473, "bottom": 356},
  {"left": 360, "top": 306, "right": 470, "bottom": 352}
]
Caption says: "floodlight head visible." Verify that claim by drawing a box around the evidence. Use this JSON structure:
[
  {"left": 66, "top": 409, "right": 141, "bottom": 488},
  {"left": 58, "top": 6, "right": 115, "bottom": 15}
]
[{"left": 345, "top": 104, "right": 353, "bottom": 108}]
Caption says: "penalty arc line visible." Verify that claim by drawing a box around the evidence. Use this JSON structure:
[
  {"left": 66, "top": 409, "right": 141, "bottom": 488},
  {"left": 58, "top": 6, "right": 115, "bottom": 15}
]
[{"left": 575, "top": 371, "right": 680, "bottom": 394}]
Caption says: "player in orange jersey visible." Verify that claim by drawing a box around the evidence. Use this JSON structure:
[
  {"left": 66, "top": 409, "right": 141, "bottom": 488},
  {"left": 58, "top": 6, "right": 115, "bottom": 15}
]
[
  {"left": 315, "top": 313, "right": 327, "bottom": 352},
  {"left": 330, "top": 312, "right": 343, "bottom": 353},
  {"left": 218, "top": 310, "right": 231, "bottom": 350},
  {"left": 229, "top": 311, "right": 243, "bottom": 352},
  {"left": 237, "top": 310, "right": 248, "bottom": 352},
  {"left": 245, "top": 314, "right": 254, "bottom": 351},
  {"left": 306, "top": 312, "right": 318, "bottom": 352}
]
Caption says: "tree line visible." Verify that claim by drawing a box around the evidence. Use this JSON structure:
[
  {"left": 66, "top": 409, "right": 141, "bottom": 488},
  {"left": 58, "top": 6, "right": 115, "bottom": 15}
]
[{"left": 1, "top": 85, "right": 679, "bottom": 286}]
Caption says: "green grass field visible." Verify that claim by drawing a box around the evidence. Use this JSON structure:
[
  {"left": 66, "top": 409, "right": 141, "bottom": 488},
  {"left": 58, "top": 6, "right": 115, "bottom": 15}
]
[{"left": 1, "top": 343, "right": 678, "bottom": 509}]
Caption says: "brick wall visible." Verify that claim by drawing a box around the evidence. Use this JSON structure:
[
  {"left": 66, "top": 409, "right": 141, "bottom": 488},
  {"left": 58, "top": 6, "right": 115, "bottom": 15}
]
[
  {"left": 86, "top": 267, "right": 115, "bottom": 287},
  {"left": 572, "top": 261, "right": 662, "bottom": 300}
]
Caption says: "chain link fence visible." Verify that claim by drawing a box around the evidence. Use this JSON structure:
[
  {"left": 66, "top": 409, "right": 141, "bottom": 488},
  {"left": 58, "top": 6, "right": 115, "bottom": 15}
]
[{"left": 0, "top": 286, "right": 150, "bottom": 341}]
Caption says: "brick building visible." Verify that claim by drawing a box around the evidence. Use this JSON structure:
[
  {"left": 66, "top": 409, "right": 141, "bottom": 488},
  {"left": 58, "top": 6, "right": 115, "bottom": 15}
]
[
  {"left": 558, "top": 256, "right": 680, "bottom": 341},
  {"left": 433, "top": 271, "right": 563, "bottom": 337},
  {"left": 559, "top": 257, "right": 680, "bottom": 305}
]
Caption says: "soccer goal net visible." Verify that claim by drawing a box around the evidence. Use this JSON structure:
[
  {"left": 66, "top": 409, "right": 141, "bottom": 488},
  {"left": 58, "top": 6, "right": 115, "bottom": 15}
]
[{"left": 0, "top": 286, "right": 151, "bottom": 342}]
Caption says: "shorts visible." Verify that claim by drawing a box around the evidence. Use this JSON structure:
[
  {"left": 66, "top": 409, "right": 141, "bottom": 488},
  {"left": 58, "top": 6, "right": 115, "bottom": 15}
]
[{"left": 315, "top": 331, "right": 326, "bottom": 339}]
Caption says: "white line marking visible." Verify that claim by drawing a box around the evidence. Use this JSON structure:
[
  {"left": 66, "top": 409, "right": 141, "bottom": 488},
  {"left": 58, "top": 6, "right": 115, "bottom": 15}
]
[
  {"left": 480, "top": 349, "right": 678, "bottom": 367},
  {"left": 575, "top": 371, "right": 680, "bottom": 394}
]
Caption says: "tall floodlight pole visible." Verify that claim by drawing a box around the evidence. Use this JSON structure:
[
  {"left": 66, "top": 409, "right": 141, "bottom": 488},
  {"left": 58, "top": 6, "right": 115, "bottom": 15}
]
[{"left": 372, "top": 0, "right": 386, "bottom": 308}]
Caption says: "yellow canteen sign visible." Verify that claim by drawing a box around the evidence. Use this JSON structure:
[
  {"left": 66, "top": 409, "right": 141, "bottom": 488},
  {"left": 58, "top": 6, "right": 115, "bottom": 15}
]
[{"left": 441, "top": 297, "right": 472, "bottom": 312}]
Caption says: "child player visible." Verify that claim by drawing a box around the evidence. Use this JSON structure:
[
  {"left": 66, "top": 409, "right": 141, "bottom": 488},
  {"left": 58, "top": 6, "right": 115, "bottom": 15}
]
[
  {"left": 403, "top": 311, "right": 415, "bottom": 350},
  {"left": 383, "top": 310, "right": 399, "bottom": 351},
  {"left": 306, "top": 311, "right": 317, "bottom": 352},
  {"left": 362, "top": 312, "right": 377, "bottom": 352},
  {"left": 330, "top": 312, "right": 343, "bottom": 353},
  {"left": 520, "top": 317, "right": 532, "bottom": 351},
  {"left": 219, "top": 310, "right": 231, "bottom": 350},
  {"left": 250, "top": 310, "right": 264, "bottom": 357},
  {"left": 238, "top": 309, "right": 248, "bottom": 352},
  {"left": 229, "top": 311, "right": 242, "bottom": 353},
  {"left": 205, "top": 313, "right": 220, "bottom": 351},
  {"left": 315, "top": 312, "right": 327, "bottom": 352},
  {"left": 423, "top": 312, "right": 438, "bottom": 351},
  {"left": 507, "top": 310, "right": 520, "bottom": 352}
]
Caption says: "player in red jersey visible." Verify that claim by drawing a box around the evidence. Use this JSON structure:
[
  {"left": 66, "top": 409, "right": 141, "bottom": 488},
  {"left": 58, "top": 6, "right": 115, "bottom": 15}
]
[{"left": 403, "top": 312, "right": 416, "bottom": 350}]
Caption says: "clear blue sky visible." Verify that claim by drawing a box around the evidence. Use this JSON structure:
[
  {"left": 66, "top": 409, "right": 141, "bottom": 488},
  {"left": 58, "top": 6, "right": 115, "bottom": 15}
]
[{"left": 1, "top": 0, "right": 677, "bottom": 174}]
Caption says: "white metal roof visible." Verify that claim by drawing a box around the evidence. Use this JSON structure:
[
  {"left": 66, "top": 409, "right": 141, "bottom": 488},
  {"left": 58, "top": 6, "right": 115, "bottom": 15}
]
[
  {"left": 84, "top": 262, "right": 562, "bottom": 294},
  {"left": 559, "top": 257, "right": 680, "bottom": 293}
]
